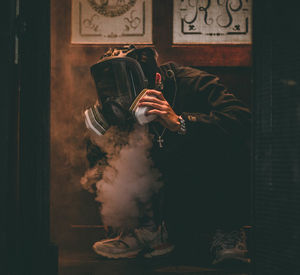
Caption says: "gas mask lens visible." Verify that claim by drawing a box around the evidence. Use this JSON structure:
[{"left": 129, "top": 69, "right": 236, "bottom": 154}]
[{"left": 85, "top": 56, "right": 156, "bottom": 136}]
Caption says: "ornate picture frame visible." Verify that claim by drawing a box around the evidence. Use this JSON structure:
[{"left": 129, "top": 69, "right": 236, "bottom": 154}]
[
  {"left": 173, "top": 0, "right": 252, "bottom": 44},
  {"left": 71, "top": 0, "right": 153, "bottom": 44}
]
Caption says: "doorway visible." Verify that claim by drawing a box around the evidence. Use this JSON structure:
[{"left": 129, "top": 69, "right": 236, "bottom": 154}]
[{"left": 50, "top": 0, "right": 253, "bottom": 274}]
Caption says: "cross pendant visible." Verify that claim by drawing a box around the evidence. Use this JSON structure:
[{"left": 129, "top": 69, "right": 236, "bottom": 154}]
[{"left": 157, "top": 136, "right": 164, "bottom": 148}]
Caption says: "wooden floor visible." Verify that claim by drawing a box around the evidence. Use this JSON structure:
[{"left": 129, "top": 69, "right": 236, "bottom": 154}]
[{"left": 59, "top": 249, "right": 252, "bottom": 275}]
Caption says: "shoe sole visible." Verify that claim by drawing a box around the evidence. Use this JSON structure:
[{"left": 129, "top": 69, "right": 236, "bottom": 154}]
[
  {"left": 94, "top": 250, "right": 141, "bottom": 259},
  {"left": 93, "top": 245, "right": 143, "bottom": 259},
  {"left": 212, "top": 250, "right": 251, "bottom": 265}
]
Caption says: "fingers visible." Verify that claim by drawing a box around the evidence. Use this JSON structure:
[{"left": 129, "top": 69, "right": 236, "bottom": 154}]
[
  {"left": 146, "top": 109, "right": 168, "bottom": 116},
  {"left": 144, "top": 89, "right": 165, "bottom": 100},
  {"left": 139, "top": 95, "right": 165, "bottom": 105},
  {"left": 140, "top": 101, "right": 168, "bottom": 111},
  {"left": 138, "top": 90, "right": 169, "bottom": 111}
]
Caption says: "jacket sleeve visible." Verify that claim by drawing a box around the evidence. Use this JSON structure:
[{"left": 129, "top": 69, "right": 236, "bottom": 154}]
[{"left": 176, "top": 67, "right": 251, "bottom": 142}]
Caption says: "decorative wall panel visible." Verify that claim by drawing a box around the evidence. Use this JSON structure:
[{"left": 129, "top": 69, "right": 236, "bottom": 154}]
[
  {"left": 71, "top": 0, "right": 152, "bottom": 44},
  {"left": 173, "top": 0, "right": 252, "bottom": 44}
]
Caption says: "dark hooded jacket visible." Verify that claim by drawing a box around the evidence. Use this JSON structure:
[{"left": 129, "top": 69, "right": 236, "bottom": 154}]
[{"left": 149, "top": 62, "right": 251, "bottom": 234}]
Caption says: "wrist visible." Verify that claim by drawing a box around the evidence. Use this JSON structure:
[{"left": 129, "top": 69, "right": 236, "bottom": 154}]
[
  {"left": 173, "top": 116, "right": 181, "bottom": 132},
  {"left": 177, "top": 115, "right": 187, "bottom": 135}
]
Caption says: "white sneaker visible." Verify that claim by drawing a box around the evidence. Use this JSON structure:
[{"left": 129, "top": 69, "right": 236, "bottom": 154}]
[
  {"left": 93, "top": 232, "right": 143, "bottom": 259},
  {"left": 136, "top": 222, "right": 175, "bottom": 258},
  {"left": 93, "top": 222, "right": 174, "bottom": 259}
]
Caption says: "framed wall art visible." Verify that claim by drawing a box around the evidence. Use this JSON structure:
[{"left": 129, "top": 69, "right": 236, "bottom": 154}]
[
  {"left": 173, "top": 0, "right": 252, "bottom": 44},
  {"left": 71, "top": 0, "right": 152, "bottom": 44}
]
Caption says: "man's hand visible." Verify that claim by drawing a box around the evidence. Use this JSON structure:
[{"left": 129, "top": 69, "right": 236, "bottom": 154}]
[{"left": 138, "top": 89, "right": 180, "bottom": 132}]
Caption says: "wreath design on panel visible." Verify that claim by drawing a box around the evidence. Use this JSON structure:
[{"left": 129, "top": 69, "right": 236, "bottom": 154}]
[{"left": 87, "top": 0, "right": 137, "bottom": 17}]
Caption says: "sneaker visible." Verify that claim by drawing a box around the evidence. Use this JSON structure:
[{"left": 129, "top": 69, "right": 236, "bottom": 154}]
[
  {"left": 93, "top": 231, "right": 143, "bottom": 259},
  {"left": 210, "top": 228, "right": 250, "bottom": 265},
  {"left": 136, "top": 221, "right": 175, "bottom": 258},
  {"left": 93, "top": 222, "right": 174, "bottom": 259}
]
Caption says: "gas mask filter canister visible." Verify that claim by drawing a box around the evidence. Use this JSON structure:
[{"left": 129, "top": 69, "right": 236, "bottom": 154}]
[
  {"left": 129, "top": 89, "right": 157, "bottom": 125},
  {"left": 84, "top": 104, "right": 109, "bottom": 136}
]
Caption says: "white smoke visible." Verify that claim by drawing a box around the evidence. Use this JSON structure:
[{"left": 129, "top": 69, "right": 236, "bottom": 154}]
[{"left": 80, "top": 124, "right": 163, "bottom": 229}]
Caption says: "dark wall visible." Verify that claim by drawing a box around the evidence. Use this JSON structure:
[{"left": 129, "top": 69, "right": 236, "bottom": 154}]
[
  {"left": 253, "top": 1, "right": 300, "bottom": 274},
  {"left": 2, "top": 0, "right": 57, "bottom": 274},
  {"left": 50, "top": 0, "right": 252, "bottom": 252},
  {"left": 1, "top": 1, "right": 19, "bottom": 273}
]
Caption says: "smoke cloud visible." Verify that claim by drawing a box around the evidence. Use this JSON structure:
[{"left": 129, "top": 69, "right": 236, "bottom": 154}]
[{"left": 80, "top": 124, "right": 163, "bottom": 229}]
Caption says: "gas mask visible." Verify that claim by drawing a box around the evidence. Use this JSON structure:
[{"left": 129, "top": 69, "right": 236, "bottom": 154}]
[{"left": 84, "top": 54, "right": 157, "bottom": 136}]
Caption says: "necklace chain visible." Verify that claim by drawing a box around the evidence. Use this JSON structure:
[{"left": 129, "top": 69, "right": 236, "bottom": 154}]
[
  {"left": 152, "top": 125, "right": 166, "bottom": 148},
  {"left": 152, "top": 69, "right": 177, "bottom": 149}
]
